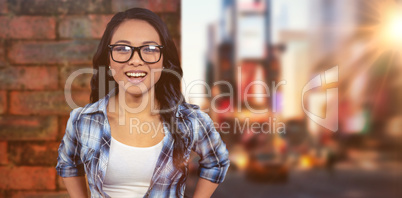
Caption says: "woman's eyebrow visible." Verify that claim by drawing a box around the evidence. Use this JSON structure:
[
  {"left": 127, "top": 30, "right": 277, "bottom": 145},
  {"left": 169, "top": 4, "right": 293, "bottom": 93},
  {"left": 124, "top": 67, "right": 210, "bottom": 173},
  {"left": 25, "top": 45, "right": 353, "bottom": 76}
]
[
  {"left": 112, "top": 40, "right": 160, "bottom": 45},
  {"left": 142, "top": 41, "right": 159, "bottom": 45},
  {"left": 114, "top": 40, "right": 131, "bottom": 44}
]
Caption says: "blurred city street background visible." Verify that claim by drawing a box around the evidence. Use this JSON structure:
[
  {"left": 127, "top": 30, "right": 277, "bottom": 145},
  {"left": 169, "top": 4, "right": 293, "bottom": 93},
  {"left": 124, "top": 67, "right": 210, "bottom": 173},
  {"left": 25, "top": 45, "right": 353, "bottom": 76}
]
[{"left": 182, "top": 0, "right": 402, "bottom": 197}]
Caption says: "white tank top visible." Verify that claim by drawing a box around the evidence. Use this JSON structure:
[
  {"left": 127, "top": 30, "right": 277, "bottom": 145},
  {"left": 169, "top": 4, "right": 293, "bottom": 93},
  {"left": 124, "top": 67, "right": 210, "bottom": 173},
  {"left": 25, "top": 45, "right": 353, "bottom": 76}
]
[{"left": 103, "top": 136, "right": 164, "bottom": 198}]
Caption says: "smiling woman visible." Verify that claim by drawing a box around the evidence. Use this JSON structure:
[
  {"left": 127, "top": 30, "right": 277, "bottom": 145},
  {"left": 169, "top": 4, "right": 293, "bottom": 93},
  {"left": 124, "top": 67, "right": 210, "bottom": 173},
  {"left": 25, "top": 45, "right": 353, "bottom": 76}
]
[{"left": 55, "top": 8, "right": 230, "bottom": 198}]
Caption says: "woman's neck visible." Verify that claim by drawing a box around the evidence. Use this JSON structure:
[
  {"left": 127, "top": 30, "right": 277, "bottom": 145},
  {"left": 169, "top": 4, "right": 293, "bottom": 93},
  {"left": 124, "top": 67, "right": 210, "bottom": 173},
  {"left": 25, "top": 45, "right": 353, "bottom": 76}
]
[{"left": 109, "top": 86, "right": 160, "bottom": 119}]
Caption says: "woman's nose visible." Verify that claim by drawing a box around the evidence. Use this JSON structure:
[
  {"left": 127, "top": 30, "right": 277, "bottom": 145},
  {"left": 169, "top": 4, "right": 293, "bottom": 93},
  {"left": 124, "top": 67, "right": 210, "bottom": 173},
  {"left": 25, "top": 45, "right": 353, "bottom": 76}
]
[{"left": 128, "top": 50, "right": 143, "bottom": 65}]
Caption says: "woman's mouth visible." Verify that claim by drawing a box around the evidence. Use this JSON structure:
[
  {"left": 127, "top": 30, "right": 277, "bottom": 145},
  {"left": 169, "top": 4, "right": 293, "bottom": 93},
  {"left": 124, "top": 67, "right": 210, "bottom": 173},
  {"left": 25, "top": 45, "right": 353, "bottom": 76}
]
[{"left": 125, "top": 71, "right": 148, "bottom": 84}]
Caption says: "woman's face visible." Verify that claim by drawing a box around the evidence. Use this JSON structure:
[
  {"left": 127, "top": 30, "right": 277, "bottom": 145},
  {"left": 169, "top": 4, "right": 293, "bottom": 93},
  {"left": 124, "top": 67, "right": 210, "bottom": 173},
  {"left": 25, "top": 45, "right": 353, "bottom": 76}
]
[{"left": 109, "top": 19, "right": 163, "bottom": 97}]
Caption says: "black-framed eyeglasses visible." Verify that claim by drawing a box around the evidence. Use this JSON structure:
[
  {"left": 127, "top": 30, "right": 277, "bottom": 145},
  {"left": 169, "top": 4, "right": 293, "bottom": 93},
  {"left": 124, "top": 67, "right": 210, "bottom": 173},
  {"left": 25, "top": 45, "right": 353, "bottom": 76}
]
[{"left": 108, "top": 44, "right": 164, "bottom": 64}]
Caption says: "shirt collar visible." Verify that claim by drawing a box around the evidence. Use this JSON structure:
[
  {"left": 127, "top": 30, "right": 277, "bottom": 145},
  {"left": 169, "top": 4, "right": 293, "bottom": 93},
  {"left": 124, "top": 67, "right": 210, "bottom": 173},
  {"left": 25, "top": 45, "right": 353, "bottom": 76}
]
[
  {"left": 80, "top": 87, "right": 117, "bottom": 116},
  {"left": 79, "top": 87, "right": 199, "bottom": 119}
]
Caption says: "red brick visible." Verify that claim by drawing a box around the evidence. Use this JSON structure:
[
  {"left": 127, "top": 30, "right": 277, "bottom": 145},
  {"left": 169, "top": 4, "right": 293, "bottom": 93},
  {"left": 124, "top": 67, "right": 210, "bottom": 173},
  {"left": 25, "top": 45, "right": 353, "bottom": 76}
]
[
  {"left": 59, "top": 15, "right": 113, "bottom": 39},
  {"left": 159, "top": 13, "right": 180, "bottom": 37},
  {"left": 9, "top": 91, "right": 90, "bottom": 115},
  {"left": 149, "top": 0, "right": 180, "bottom": 13},
  {"left": 8, "top": 0, "right": 111, "bottom": 15},
  {"left": 0, "top": 67, "right": 58, "bottom": 90},
  {"left": 111, "top": 0, "right": 150, "bottom": 12},
  {"left": 89, "top": 15, "right": 113, "bottom": 38},
  {"left": 10, "top": 191, "right": 69, "bottom": 198},
  {"left": 57, "top": 175, "right": 90, "bottom": 196},
  {"left": 8, "top": 40, "right": 99, "bottom": 65},
  {"left": 60, "top": 66, "right": 93, "bottom": 91},
  {"left": 0, "top": 166, "right": 56, "bottom": 190},
  {"left": 0, "top": 141, "right": 7, "bottom": 165},
  {"left": 0, "top": 39, "right": 5, "bottom": 67},
  {"left": 0, "top": 0, "right": 7, "bottom": 14},
  {"left": 58, "top": 116, "right": 69, "bottom": 141},
  {"left": 0, "top": 91, "right": 6, "bottom": 114},
  {"left": 0, "top": 116, "right": 57, "bottom": 141},
  {"left": 57, "top": 175, "right": 66, "bottom": 190},
  {"left": 0, "top": 16, "right": 55, "bottom": 39},
  {"left": 9, "top": 142, "right": 60, "bottom": 166},
  {"left": 111, "top": 0, "right": 180, "bottom": 13},
  {"left": 173, "top": 37, "right": 181, "bottom": 58}
]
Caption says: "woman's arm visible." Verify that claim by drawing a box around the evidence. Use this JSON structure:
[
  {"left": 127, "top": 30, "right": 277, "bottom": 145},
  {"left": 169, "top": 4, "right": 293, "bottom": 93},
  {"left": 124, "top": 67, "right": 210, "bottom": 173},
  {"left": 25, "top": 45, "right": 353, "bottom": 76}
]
[
  {"left": 193, "top": 178, "right": 219, "bottom": 198},
  {"left": 62, "top": 176, "right": 89, "bottom": 198},
  {"left": 191, "top": 110, "right": 230, "bottom": 197},
  {"left": 56, "top": 108, "right": 89, "bottom": 197}
]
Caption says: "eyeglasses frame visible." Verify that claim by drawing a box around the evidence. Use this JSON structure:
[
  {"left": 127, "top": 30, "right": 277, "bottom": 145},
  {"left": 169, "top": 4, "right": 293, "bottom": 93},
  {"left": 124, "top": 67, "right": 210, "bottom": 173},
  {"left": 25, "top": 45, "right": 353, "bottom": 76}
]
[{"left": 108, "top": 44, "right": 164, "bottom": 64}]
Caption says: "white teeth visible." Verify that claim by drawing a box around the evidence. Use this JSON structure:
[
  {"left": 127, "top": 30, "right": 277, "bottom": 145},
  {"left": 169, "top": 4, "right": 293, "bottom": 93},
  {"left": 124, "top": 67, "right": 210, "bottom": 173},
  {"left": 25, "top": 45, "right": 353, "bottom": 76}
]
[{"left": 126, "top": 72, "right": 146, "bottom": 77}]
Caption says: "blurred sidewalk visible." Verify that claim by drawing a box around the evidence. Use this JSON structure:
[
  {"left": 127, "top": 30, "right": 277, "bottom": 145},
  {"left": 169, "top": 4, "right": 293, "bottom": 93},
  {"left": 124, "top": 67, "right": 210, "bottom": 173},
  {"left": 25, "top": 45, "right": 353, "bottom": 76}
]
[{"left": 185, "top": 159, "right": 402, "bottom": 198}]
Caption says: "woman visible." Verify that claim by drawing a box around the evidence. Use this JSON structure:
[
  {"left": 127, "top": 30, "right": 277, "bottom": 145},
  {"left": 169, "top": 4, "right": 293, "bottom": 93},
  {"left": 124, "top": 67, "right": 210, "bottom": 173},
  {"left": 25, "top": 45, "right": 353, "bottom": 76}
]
[{"left": 55, "top": 8, "right": 230, "bottom": 198}]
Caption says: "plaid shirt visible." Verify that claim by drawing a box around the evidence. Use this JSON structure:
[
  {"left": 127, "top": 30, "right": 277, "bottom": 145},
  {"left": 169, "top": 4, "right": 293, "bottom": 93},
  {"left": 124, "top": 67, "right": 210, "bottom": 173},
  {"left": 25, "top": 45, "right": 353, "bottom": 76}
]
[{"left": 55, "top": 88, "right": 230, "bottom": 198}]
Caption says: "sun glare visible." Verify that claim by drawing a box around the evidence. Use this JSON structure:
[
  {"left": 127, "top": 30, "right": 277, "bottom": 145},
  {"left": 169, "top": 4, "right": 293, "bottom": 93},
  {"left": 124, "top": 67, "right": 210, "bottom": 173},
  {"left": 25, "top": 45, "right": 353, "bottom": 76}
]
[
  {"left": 378, "top": 4, "right": 402, "bottom": 49},
  {"left": 386, "top": 13, "right": 402, "bottom": 42}
]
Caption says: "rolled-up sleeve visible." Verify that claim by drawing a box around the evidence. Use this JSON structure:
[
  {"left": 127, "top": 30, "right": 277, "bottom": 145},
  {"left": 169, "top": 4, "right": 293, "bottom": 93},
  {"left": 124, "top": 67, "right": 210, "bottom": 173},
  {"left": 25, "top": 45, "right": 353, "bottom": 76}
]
[
  {"left": 192, "top": 111, "right": 230, "bottom": 183},
  {"left": 55, "top": 108, "right": 85, "bottom": 177}
]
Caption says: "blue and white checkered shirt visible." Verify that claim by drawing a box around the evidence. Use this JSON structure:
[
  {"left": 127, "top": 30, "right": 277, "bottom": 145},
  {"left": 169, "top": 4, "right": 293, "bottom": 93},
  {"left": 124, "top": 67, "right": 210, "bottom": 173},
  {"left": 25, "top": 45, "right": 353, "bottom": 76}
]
[{"left": 55, "top": 88, "right": 230, "bottom": 197}]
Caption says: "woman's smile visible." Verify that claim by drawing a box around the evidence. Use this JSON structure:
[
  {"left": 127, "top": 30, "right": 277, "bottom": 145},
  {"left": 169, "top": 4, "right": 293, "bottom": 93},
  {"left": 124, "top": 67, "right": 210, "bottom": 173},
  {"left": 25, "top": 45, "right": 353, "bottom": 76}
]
[{"left": 125, "top": 70, "right": 148, "bottom": 84}]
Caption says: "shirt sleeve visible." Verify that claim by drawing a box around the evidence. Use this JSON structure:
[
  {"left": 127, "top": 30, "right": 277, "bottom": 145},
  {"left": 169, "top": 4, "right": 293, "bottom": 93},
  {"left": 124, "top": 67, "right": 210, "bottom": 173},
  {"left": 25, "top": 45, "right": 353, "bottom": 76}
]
[
  {"left": 191, "top": 111, "right": 230, "bottom": 184},
  {"left": 55, "top": 108, "right": 86, "bottom": 177}
]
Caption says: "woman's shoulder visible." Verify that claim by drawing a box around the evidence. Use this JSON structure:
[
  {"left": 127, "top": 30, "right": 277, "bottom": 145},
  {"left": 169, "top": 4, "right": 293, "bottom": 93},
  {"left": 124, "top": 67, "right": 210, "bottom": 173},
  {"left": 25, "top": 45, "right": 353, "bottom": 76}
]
[
  {"left": 67, "top": 99, "right": 105, "bottom": 121},
  {"left": 177, "top": 102, "right": 213, "bottom": 122},
  {"left": 177, "top": 102, "right": 200, "bottom": 117},
  {"left": 178, "top": 102, "right": 199, "bottom": 111}
]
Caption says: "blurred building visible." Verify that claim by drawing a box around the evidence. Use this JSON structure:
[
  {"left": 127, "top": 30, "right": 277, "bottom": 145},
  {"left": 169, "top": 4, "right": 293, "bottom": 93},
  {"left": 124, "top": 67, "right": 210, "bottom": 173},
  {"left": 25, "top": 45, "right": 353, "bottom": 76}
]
[{"left": 207, "top": 0, "right": 402, "bottom": 171}]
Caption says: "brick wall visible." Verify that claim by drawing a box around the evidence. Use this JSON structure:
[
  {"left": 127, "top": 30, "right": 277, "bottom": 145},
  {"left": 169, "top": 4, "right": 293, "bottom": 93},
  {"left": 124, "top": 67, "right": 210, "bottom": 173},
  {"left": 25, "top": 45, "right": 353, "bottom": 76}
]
[{"left": 0, "top": 0, "right": 181, "bottom": 197}]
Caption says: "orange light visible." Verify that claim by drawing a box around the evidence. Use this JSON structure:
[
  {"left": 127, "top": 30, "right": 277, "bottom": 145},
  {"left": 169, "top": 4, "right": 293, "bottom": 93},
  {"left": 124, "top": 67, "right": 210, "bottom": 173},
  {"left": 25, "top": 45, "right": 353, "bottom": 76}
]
[
  {"left": 300, "top": 155, "right": 313, "bottom": 169},
  {"left": 236, "top": 154, "right": 248, "bottom": 170},
  {"left": 229, "top": 146, "right": 249, "bottom": 171}
]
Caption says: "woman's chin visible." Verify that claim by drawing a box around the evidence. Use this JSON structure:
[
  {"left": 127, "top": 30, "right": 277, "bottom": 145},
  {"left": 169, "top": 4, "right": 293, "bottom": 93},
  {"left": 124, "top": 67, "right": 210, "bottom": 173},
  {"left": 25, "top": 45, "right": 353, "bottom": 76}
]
[{"left": 120, "top": 84, "right": 152, "bottom": 97}]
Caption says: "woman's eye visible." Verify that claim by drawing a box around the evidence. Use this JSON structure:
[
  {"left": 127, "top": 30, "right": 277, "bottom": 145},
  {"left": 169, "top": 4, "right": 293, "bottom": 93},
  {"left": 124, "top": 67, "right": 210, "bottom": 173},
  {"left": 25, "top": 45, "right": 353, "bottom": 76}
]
[
  {"left": 143, "top": 46, "right": 160, "bottom": 53},
  {"left": 114, "top": 46, "right": 131, "bottom": 53}
]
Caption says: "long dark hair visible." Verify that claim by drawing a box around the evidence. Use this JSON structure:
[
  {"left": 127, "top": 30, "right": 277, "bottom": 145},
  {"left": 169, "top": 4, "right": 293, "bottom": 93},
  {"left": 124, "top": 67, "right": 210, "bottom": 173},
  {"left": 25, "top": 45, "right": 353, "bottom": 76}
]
[{"left": 90, "top": 8, "right": 188, "bottom": 196}]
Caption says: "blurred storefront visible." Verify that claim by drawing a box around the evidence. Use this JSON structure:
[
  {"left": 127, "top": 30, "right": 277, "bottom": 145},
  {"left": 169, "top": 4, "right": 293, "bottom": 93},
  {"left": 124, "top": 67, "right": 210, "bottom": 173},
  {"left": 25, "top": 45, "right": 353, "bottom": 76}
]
[{"left": 196, "top": 0, "right": 402, "bottom": 180}]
